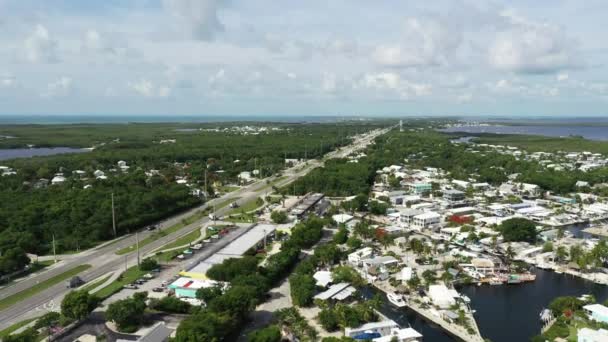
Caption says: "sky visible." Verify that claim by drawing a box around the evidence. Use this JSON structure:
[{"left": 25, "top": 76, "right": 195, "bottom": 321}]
[{"left": 0, "top": 0, "right": 607, "bottom": 117}]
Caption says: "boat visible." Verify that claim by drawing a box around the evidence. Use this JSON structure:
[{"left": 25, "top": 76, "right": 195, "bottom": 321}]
[
  {"left": 387, "top": 292, "right": 407, "bottom": 307},
  {"left": 507, "top": 275, "right": 522, "bottom": 284},
  {"left": 460, "top": 294, "right": 471, "bottom": 304}
]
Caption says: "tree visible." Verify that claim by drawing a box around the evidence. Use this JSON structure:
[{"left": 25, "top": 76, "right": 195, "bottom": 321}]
[
  {"left": 208, "top": 285, "right": 259, "bottom": 320},
  {"left": 270, "top": 210, "right": 288, "bottom": 224},
  {"left": 149, "top": 296, "right": 192, "bottom": 314},
  {"left": 61, "top": 290, "right": 98, "bottom": 321},
  {"left": 105, "top": 292, "right": 148, "bottom": 332},
  {"left": 549, "top": 296, "right": 583, "bottom": 316},
  {"left": 314, "top": 243, "right": 341, "bottom": 266},
  {"left": 0, "top": 247, "right": 30, "bottom": 276},
  {"left": 196, "top": 285, "right": 224, "bottom": 304},
  {"left": 542, "top": 241, "right": 554, "bottom": 253},
  {"left": 332, "top": 266, "right": 365, "bottom": 287},
  {"left": 569, "top": 244, "right": 584, "bottom": 263},
  {"left": 139, "top": 258, "right": 159, "bottom": 271},
  {"left": 499, "top": 218, "right": 537, "bottom": 243},
  {"left": 248, "top": 325, "right": 282, "bottom": 342},
  {"left": 504, "top": 244, "right": 515, "bottom": 265},
  {"left": 555, "top": 246, "right": 568, "bottom": 263},
  {"left": 421, "top": 270, "right": 437, "bottom": 286},
  {"left": 289, "top": 273, "right": 317, "bottom": 307},
  {"left": 174, "top": 310, "right": 234, "bottom": 342},
  {"left": 206, "top": 256, "right": 259, "bottom": 282},
  {"left": 333, "top": 226, "right": 348, "bottom": 244}
]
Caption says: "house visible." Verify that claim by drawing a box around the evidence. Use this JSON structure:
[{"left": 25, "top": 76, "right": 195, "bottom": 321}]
[
  {"left": 345, "top": 320, "right": 400, "bottom": 339},
  {"left": 314, "top": 282, "right": 356, "bottom": 302},
  {"left": 362, "top": 256, "right": 399, "bottom": 269},
  {"left": 578, "top": 328, "right": 608, "bottom": 342},
  {"left": 428, "top": 284, "right": 456, "bottom": 309},
  {"left": 443, "top": 189, "right": 465, "bottom": 202},
  {"left": 313, "top": 271, "right": 333, "bottom": 287},
  {"left": 451, "top": 180, "right": 470, "bottom": 189},
  {"left": 348, "top": 247, "right": 373, "bottom": 266},
  {"left": 470, "top": 258, "right": 495, "bottom": 276},
  {"left": 373, "top": 328, "right": 423, "bottom": 342},
  {"left": 576, "top": 181, "right": 590, "bottom": 188},
  {"left": 412, "top": 211, "right": 441, "bottom": 229},
  {"left": 51, "top": 175, "right": 66, "bottom": 185},
  {"left": 407, "top": 182, "right": 432, "bottom": 194},
  {"left": 238, "top": 171, "right": 254, "bottom": 184},
  {"left": 584, "top": 304, "right": 608, "bottom": 324},
  {"left": 168, "top": 277, "right": 219, "bottom": 299},
  {"left": 399, "top": 208, "right": 423, "bottom": 225}
]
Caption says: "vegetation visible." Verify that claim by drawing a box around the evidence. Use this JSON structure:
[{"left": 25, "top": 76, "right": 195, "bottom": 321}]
[
  {"left": 271, "top": 210, "right": 288, "bottom": 224},
  {"left": 60, "top": 290, "right": 99, "bottom": 321},
  {"left": 0, "top": 122, "right": 378, "bottom": 272},
  {"left": 139, "top": 258, "right": 159, "bottom": 271},
  {"left": 94, "top": 265, "right": 146, "bottom": 300},
  {"left": 499, "top": 218, "right": 538, "bottom": 243},
  {"left": 149, "top": 296, "right": 192, "bottom": 314},
  {"left": 248, "top": 325, "right": 282, "bottom": 342},
  {"left": 317, "top": 301, "right": 379, "bottom": 332},
  {"left": 289, "top": 273, "right": 317, "bottom": 307},
  {"left": 175, "top": 216, "right": 327, "bottom": 341},
  {"left": 105, "top": 291, "right": 148, "bottom": 333}
]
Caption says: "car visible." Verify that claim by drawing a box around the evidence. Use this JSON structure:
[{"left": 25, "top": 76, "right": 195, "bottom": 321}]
[
  {"left": 136, "top": 279, "right": 146, "bottom": 285},
  {"left": 124, "top": 284, "right": 139, "bottom": 290},
  {"left": 161, "top": 280, "right": 169, "bottom": 287},
  {"left": 152, "top": 287, "right": 164, "bottom": 293},
  {"left": 143, "top": 273, "right": 154, "bottom": 279}
]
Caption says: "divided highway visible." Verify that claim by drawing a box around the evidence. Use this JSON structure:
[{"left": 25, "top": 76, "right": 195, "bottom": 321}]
[{"left": 0, "top": 127, "right": 389, "bottom": 331}]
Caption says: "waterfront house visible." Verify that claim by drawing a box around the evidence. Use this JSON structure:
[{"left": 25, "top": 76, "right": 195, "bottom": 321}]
[
  {"left": 583, "top": 304, "right": 608, "bottom": 324},
  {"left": 407, "top": 182, "right": 432, "bottom": 194},
  {"left": 428, "top": 284, "right": 456, "bottom": 309},
  {"left": 443, "top": 189, "right": 466, "bottom": 203},
  {"left": 373, "top": 328, "right": 423, "bottom": 342},
  {"left": 314, "top": 282, "right": 356, "bottom": 302},
  {"left": 345, "top": 320, "right": 399, "bottom": 339}
]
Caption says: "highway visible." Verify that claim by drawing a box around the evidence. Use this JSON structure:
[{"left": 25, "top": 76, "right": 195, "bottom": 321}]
[{"left": 0, "top": 127, "right": 389, "bottom": 331}]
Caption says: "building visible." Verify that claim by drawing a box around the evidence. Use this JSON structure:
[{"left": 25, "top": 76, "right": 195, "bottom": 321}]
[
  {"left": 168, "top": 277, "right": 219, "bottom": 299},
  {"left": 443, "top": 189, "right": 465, "bottom": 202},
  {"left": 348, "top": 247, "right": 373, "bottom": 266},
  {"left": 399, "top": 208, "right": 423, "bottom": 225},
  {"left": 345, "top": 320, "right": 400, "bottom": 338},
  {"left": 428, "top": 284, "right": 456, "bottom": 309},
  {"left": 407, "top": 182, "right": 432, "bottom": 194},
  {"left": 584, "top": 304, "right": 608, "bottom": 324},
  {"left": 374, "top": 328, "right": 423, "bottom": 342},
  {"left": 412, "top": 211, "right": 441, "bottom": 229},
  {"left": 578, "top": 328, "right": 608, "bottom": 342}
]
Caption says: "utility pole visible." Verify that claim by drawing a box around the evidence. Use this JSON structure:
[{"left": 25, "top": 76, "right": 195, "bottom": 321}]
[
  {"left": 111, "top": 192, "right": 117, "bottom": 238},
  {"left": 136, "top": 231, "right": 140, "bottom": 267},
  {"left": 52, "top": 234, "right": 57, "bottom": 264}
]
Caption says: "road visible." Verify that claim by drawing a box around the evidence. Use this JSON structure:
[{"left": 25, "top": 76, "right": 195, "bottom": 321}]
[{"left": 0, "top": 127, "right": 390, "bottom": 331}]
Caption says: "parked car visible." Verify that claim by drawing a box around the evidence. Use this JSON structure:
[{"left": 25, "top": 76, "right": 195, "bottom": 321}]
[
  {"left": 66, "top": 276, "right": 85, "bottom": 288},
  {"left": 124, "top": 284, "right": 139, "bottom": 290},
  {"left": 143, "top": 273, "right": 154, "bottom": 279},
  {"left": 152, "top": 287, "right": 164, "bottom": 293}
]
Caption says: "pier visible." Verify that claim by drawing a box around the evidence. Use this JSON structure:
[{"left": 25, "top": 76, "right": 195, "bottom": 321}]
[{"left": 374, "top": 282, "right": 484, "bottom": 342}]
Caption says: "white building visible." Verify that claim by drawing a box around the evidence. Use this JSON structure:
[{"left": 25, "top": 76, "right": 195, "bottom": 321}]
[
  {"left": 412, "top": 212, "right": 441, "bottom": 229},
  {"left": 428, "top": 284, "right": 456, "bottom": 309},
  {"left": 578, "top": 328, "right": 608, "bottom": 342},
  {"left": 348, "top": 247, "right": 373, "bottom": 266},
  {"left": 51, "top": 175, "right": 66, "bottom": 185}
]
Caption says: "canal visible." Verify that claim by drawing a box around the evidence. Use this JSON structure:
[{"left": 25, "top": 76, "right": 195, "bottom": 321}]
[{"left": 364, "top": 268, "right": 608, "bottom": 341}]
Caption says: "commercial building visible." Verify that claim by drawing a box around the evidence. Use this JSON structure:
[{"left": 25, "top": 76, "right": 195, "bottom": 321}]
[
  {"left": 584, "top": 304, "right": 608, "bottom": 324},
  {"left": 412, "top": 211, "right": 441, "bottom": 229}
]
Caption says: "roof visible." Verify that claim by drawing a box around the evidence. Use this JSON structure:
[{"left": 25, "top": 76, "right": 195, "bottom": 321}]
[
  {"left": 362, "top": 256, "right": 398, "bottom": 265},
  {"left": 414, "top": 211, "right": 441, "bottom": 220},
  {"left": 314, "top": 282, "right": 351, "bottom": 301},
  {"left": 374, "top": 328, "right": 423, "bottom": 342},
  {"left": 139, "top": 323, "right": 173, "bottom": 342},
  {"left": 584, "top": 304, "right": 608, "bottom": 316},
  {"left": 313, "top": 271, "right": 333, "bottom": 287},
  {"left": 169, "top": 277, "right": 216, "bottom": 290},
  {"left": 577, "top": 328, "right": 608, "bottom": 340}
]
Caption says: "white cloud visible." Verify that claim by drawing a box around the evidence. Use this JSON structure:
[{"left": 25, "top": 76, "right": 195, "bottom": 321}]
[
  {"left": 488, "top": 12, "right": 580, "bottom": 74},
  {"left": 557, "top": 73, "right": 569, "bottom": 82},
  {"left": 457, "top": 93, "right": 473, "bottom": 103},
  {"left": 372, "top": 17, "right": 461, "bottom": 68},
  {"left": 24, "top": 25, "right": 58, "bottom": 63},
  {"left": 321, "top": 72, "right": 337, "bottom": 93},
  {"left": 129, "top": 79, "right": 171, "bottom": 98},
  {"left": 163, "top": 0, "right": 226, "bottom": 40},
  {"left": 42, "top": 76, "right": 72, "bottom": 98},
  {"left": 360, "top": 72, "right": 431, "bottom": 98},
  {"left": 1, "top": 75, "right": 15, "bottom": 88}
]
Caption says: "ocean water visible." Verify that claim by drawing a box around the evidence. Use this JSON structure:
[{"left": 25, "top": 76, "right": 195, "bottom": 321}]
[
  {"left": 0, "top": 115, "right": 353, "bottom": 124},
  {"left": 441, "top": 124, "right": 608, "bottom": 141},
  {"left": 0, "top": 147, "right": 90, "bottom": 161}
]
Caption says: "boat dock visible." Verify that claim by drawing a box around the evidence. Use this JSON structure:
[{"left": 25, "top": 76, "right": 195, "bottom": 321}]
[{"left": 374, "top": 282, "right": 485, "bottom": 342}]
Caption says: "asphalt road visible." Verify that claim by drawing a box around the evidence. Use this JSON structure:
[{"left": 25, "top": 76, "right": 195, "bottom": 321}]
[{"left": 0, "top": 127, "right": 389, "bottom": 331}]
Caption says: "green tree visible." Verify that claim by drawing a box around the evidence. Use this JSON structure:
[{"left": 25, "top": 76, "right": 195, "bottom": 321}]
[
  {"left": 289, "top": 273, "right": 317, "bottom": 307},
  {"left": 61, "top": 290, "right": 98, "bottom": 321},
  {"left": 555, "top": 246, "right": 568, "bottom": 263},
  {"left": 174, "top": 310, "right": 234, "bottom": 342},
  {"left": 196, "top": 285, "right": 223, "bottom": 304},
  {"left": 542, "top": 241, "right": 554, "bottom": 253},
  {"left": 139, "top": 258, "right": 159, "bottom": 271},
  {"left": 314, "top": 243, "right": 341, "bottom": 266},
  {"left": 499, "top": 218, "right": 537, "bottom": 243},
  {"left": 270, "top": 210, "right": 288, "bottom": 224},
  {"left": 248, "top": 325, "right": 282, "bottom": 342},
  {"left": 105, "top": 292, "right": 148, "bottom": 332}
]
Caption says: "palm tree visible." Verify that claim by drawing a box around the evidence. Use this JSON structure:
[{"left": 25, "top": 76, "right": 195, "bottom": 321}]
[{"left": 505, "top": 244, "right": 515, "bottom": 266}]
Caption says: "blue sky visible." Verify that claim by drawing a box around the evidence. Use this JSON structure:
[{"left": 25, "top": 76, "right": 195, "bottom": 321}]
[{"left": 0, "top": 0, "right": 606, "bottom": 116}]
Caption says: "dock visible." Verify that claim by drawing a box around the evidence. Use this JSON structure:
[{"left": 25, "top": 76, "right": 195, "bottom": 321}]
[{"left": 374, "top": 282, "right": 484, "bottom": 342}]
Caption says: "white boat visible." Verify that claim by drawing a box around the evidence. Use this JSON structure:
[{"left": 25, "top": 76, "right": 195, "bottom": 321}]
[{"left": 387, "top": 292, "right": 407, "bottom": 307}]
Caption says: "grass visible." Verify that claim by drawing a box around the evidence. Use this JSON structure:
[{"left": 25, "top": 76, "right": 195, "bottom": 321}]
[
  {"left": 0, "top": 264, "right": 91, "bottom": 311},
  {"left": 94, "top": 266, "right": 146, "bottom": 300},
  {"left": 259, "top": 176, "right": 288, "bottom": 191},
  {"left": 116, "top": 208, "right": 210, "bottom": 255},
  {"left": 226, "top": 197, "right": 264, "bottom": 216},
  {"left": 0, "top": 317, "right": 38, "bottom": 339},
  {"left": 158, "top": 228, "right": 202, "bottom": 251},
  {"left": 218, "top": 185, "right": 240, "bottom": 193},
  {"left": 80, "top": 274, "right": 112, "bottom": 293}
]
